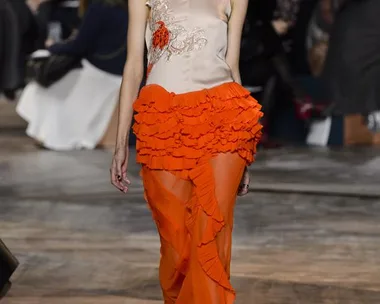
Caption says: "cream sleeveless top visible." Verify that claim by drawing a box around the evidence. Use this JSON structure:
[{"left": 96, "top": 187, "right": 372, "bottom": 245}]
[{"left": 145, "top": 0, "right": 233, "bottom": 94}]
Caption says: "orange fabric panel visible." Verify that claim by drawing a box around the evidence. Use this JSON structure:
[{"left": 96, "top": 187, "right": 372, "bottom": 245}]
[
  {"left": 133, "top": 82, "right": 263, "bottom": 171},
  {"left": 134, "top": 82, "right": 262, "bottom": 302},
  {"left": 142, "top": 153, "right": 245, "bottom": 304}
]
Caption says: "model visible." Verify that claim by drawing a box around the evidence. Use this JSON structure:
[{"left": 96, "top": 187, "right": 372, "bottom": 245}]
[{"left": 111, "top": 0, "right": 263, "bottom": 302}]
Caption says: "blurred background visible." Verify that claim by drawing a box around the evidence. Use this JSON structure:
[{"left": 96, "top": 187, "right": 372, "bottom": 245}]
[{"left": 1, "top": 0, "right": 380, "bottom": 303}]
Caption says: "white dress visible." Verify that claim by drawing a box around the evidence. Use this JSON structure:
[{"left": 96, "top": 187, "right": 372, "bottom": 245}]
[{"left": 16, "top": 60, "right": 122, "bottom": 151}]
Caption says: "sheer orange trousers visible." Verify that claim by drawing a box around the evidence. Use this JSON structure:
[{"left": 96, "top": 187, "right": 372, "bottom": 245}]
[{"left": 141, "top": 152, "right": 246, "bottom": 304}]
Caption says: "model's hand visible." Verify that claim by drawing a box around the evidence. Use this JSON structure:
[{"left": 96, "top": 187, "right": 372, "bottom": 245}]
[
  {"left": 237, "top": 167, "right": 250, "bottom": 196},
  {"left": 110, "top": 146, "right": 131, "bottom": 193}
]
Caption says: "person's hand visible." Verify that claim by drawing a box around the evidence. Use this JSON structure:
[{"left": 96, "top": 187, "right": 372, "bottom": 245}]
[
  {"left": 272, "top": 19, "right": 290, "bottom": 35},
  {"left": 110, "top": 146, "right": 130, "bottom": 193}
]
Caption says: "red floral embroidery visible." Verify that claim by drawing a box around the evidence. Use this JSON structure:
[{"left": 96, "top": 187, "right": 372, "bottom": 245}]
[
  {"left": 147, "top": 21, "right": 170, "bottom": 79},
  {"left": 152, "top": 21, "right": 170, "bottom": 50}
]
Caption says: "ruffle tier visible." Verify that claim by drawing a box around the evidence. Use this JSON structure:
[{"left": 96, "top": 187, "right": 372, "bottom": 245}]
[{"left": 133, "top": 82, "right": 263, "bottom": 170}]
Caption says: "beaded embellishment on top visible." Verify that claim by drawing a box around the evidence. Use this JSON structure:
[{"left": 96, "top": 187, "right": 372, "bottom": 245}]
[{"left": 147, "top": 0, "right": 208, "bottom": 77}]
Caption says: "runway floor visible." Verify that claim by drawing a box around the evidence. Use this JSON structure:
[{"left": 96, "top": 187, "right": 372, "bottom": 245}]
[{"left": 1, "top": 129, "right": 380, "bottom": 303}]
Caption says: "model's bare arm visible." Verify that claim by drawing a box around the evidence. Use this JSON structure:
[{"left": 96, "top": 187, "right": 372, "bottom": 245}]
[
  {"left": 116, "top": 0, "right": 148, "bottom": 150},
  {"left": 226, "top": 0, "right": 250, "bottom": 197},
  {"left": 111, "top": 0, "right": 148, "bottom": 192},
  {"left": 225, "top": 0, "right": 248, "bottom": 85}
]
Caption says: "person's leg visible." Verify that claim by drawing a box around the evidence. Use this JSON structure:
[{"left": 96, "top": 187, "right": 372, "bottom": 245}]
[
  {"left": 142, "top": 153, "right": 246, "bottom": 304},
  {"left": 178, "top": 153, "right": 246, "bottom": 304},
  {"left": 211, "top": 153, "right": 246, "bottom": 275},
  {"left": 141, "top": 167, "right": 193, "bottom": 303}
]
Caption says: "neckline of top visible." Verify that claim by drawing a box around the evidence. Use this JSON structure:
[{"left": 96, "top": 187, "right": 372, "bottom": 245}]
[{"left": 145, "top": 0, "right": 232, "bottom": 21}]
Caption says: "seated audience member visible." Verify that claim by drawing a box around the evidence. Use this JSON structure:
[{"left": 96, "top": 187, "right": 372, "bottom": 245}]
[
  {"left": 238, "top": 0, "right": 304, "bottom": 195},
  {"left": 323, "top": 0, "right": 380, "bottom": 127},
  {"left": 17, "top": 0, "right": 128, "bottom": 150}
]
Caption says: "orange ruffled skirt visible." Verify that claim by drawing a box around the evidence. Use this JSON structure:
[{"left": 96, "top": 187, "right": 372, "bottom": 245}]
[{"left": 133, "top": 82, "right": 263, "bottom": 303}]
